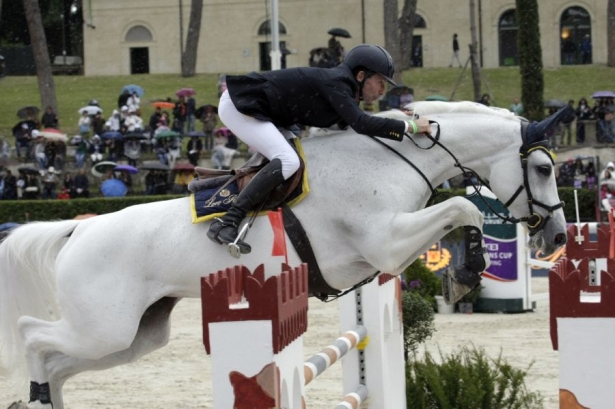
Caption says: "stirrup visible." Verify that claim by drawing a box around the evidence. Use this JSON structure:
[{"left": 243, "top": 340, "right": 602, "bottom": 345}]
[
  {"left": 228, "top": 224, "right": 251, "bottom": 258},
  {"left": 441, "top": 266, "right": 481, "bottom": 305}
]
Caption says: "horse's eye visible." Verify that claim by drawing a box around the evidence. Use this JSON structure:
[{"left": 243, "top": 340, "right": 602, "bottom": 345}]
[{"left": 537, "top": 165, "right": 551, "bottom": 176}]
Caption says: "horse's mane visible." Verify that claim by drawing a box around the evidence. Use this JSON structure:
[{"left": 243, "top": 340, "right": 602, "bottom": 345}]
[{"left": 375, "top": 101, "right": 518, "bottom": 121}]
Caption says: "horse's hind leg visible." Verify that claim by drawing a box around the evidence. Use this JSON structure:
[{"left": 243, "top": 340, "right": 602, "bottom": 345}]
[{"left": 24, "top": 297, "right": 179, "bottom": 409}]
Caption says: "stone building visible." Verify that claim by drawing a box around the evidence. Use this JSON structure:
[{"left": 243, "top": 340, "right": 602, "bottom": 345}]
[{"left": 82, "top": 0, "right": 607, "bottom": 76}]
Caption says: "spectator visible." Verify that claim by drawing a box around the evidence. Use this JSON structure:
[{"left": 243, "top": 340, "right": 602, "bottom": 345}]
[
  {"left": 186, "top": 96, "right": 196, "bottom": 132},
  {"left": 73, "top": 168, "right": 90, "bottom": 198},
  {"left": 509, "top": 97, "right": 523, "bottom": 116},
  {"left": 54, "top": 140, "right": 66, "bottom": 172},
  {"left": 72, "top": 135, "right": 88, "bottom": 169},
  {"left": 560, "top": 100, "right": 576, "bottom": 146},
  {"left": 449, "top": 33, "right": 462, "bottom": 68},
  {"left": 556, "top": 158, "right": 575, "bottom": 186},
  {"left": 187, "top": 135, "right": 203, "bottom": 166},
  {"left": 2, "top": 170, "right": 17, "bottom": 200},
  {"left": 124, "top": 138, "right": 141, "bottom": 167},
  {"left": 149, "top": 107, "right": 162, "bottom": 138},
  {"left": 477, "top": 94, "right": 490, "bottom": 106},
  {"left": 44, "top": 140, "right": 57, "bottom": 169},
  {"left": 91, "top": 112, "right": 106, "bottom": 137},
  {"left": 201, "top": 105, "right": 218, "bottom": 151},
  {"left": 118, "top": 89, "right": 130, "bottom": 110},
  {"left": 106, "top": 110, "right": 121, "bottom": 132},
  {"left": 22, "top": 173, "right": 40, "bottom": 200},
  {"left": 78, "top": 111, "right": 91, "bottom": 137},
  {"left": 225, "top": 131, "right": 239, "bottom": 150},
  {"left": 562, "top": 38, "right": 576, "bottom": 65},
  {"left": 600, "top": 162, "right": 615, "bottom": 211},
  {"left": 155, "top": 139, "right": 169, "bottom": 165},
  {"left": 41, "top": 105, "right": 58, "bottom": 128},
  {"left": 585, "top": 161, "right": 597, "bottom": 189},
  {"left": 42, "top": 167, "right": 58, "bottom": 199},
  {"left": 34, "top": 137, "right": 47, "bottom": 170},
  {"left": 575, "top": 98, "right": 592, "bottom": 145},
  {"left": 62, "top": 172, "right": 75, "bottom": 198},
  {"left": 124, "top": 109, "right": 143, "bottom": 133},
  {"left": 173, "top": 96, "right": 187, "bottom": 134},
  {"left": 89, "top": 134, "right": 105, "bottom": 164},
  {"left": 126, "top": 91, "right": 140, "bottom": 113},
  {"left": 580, "top": 34, "right": 592, "bottom": 64},
  {"left": 0, "top": 137, "right": 11, "bottom": 164},
  {"left": 598, "top": 109, "right": 615, "bottom": 143},
  {"left": 14, "top": 123, "right": 32, "bottom": 160},
  {"left": 328, "top": 35, "right": 344, "bottom": 64}
]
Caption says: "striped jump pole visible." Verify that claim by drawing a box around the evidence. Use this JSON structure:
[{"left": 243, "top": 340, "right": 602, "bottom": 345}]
[
  {"left": 303, "top": 325, "right": 368, "bottom": 385},
  {"left": 334, "top": 384, "right": 369, "bottom": 409}
]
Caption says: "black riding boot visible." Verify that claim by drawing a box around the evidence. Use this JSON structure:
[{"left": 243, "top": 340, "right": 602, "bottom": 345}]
[
  {"left": 441, "top": 226, "right": 487, "bottom": 305},
  {"left": 207, "top": 159, "right": 285, "bottom": 254}
]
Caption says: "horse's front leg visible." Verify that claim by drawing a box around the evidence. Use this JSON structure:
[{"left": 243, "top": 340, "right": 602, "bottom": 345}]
[{"left": 362, "top": 196, "right": 490, "bottom": 303}]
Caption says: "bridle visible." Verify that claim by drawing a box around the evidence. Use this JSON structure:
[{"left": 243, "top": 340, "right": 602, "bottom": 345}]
[{"left": 367, "top": 120, "right": 564, "bottom": 237}]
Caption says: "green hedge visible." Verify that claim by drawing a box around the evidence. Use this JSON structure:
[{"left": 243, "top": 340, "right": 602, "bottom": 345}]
[
  {"left": 0, "top": 195, "right": 185, "bottom": 223},
  {"left": 0, "top": 187, "right": 598, "bottom": 224}
]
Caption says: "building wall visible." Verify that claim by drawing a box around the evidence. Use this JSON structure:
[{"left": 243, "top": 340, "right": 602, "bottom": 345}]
[{"left": 83, "top": 0, "right": 607, "bottom": 76}]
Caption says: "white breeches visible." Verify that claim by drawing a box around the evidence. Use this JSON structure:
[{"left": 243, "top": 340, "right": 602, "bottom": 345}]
[{"left": 219, "top": 90, "right": 300, "bottom": 180}]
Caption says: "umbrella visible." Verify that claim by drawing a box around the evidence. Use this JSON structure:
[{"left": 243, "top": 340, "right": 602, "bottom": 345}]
[
  {"left": 592, "top": 90, "right": 615, "bottom": 99},
  {"left": 152, "top": 101, "right": 176, "bottom": 109},
  {"left": 124, "top": 133, "right": 147, "bottom": 140},
  {"left": 101, "top": 131, "right": 124, "bottom": 140},
  {"left": 173, "top": 162, "right": 195, "bottom": 172},
  {"left": 114, "top": 164, "right": 139, "bottom": 174},
  {"left": 155, "top": 130, "right": 181, "bottom": 139},
  {"left": 16, "top": 106, "right": 40, "bottom": 119},
  {"left": 186, "top": 131, "right": 206, "bottom": 138},
  {"left": 17, "top": 166, "right": 40, "bottom": 175},
  {"left": 544, "top": 99, "right": 567, "bottom": 109},
  {"left": 120, "top": 84, "right": 144, "bottom": 98},
  {"left": 214, "top": 127, "right": 231, "bottom": 137},
  {"left": 91, "top": 161, "right": 118, "bottom": 178},
  {"left": 327, "top": 27, "right": 351, "bottom": 38},
  {"left": 425, "top": 94, "right": 449, "bottom": 101},
  {"left": 176, "top": 88, "right": 196, "bottom": 98},
  {"left": 78, "top": 106, "right": 103, "bottom": 115},
  {"left": 12, "top": 120, "right": 36, "bottom": 135},
  {"left": 0, "top": 222, "right": 19, "bottom": 232},
  {"left": 39, "top": 128, "right": 68, "bottom": 142},
  {"left": 195, "top": 104, "right": 218, "bottom": 118},
  {"left": 140, "top": 162, "right": 170, "bottom": 171},
  {"left": 101, "top": 179, "right": 127, "bottom": 197}
]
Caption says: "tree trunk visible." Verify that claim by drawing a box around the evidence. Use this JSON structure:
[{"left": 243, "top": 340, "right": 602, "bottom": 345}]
[
  {"left": 23, "top": 0, "right": 58, "bottom": 114},
  {"left": 516, "top": 0, "right": 544, "bottom": 121},
  {"left": 608, "top": 0, "right": 615, "bottom": 66},
  {"left": 398, "top": 0, "right": 417, "bottom": 71},
  {"left": 383, "top": 0, "right": 403, "bottom": 84},
  {"left": 469, "top": 0, "right": 481, "bottom": 102},
  {"left": 181, "top": 0, "right": 204, "bottom": 77}
]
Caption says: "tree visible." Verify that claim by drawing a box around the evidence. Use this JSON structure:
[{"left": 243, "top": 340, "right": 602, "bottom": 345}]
[
  {"left": 608, "top": 0, "right": 615, "bottom": 66},
  {"left": 23, "top": 0, "right": 58, "bottom": 113},
  {"left": 516, "top": 0, "right": 544, "bottom": 121},
  {"left": 383, "top": 0, "right": 403, "bottom": 84},
  {"left": 398, "top": 0, "right": 418, "bottom": 71},
  {"left": 469, "top": 0, "right": 481, "bottom": 102},
  {"left": 181, "top": 0, "right": 204, "bottom": 77}
]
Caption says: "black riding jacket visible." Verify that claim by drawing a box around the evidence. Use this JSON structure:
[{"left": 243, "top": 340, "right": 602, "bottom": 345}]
[{"left": 226, "top": 64, "right": 406, "bottom": 141}]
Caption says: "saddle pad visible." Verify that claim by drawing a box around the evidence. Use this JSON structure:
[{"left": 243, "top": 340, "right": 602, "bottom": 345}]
[{"left": 190, "top": 139, "right": 310, "bottom": 223}]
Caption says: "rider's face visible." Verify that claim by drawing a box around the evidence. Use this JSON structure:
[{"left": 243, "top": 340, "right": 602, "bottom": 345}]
[{"left": 360, "top": 73, "right": 387, "bottom": 104}]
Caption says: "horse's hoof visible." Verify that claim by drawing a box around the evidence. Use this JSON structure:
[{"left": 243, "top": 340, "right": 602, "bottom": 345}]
[
  {"left": 7, "top": 401, "right": 30, "bottom": 409},
  {"left": 442, "top": 266, "right": 481, "bottom": 305}
]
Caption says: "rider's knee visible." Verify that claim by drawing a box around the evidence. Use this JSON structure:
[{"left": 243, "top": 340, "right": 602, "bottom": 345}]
[{"left": 277, "top": 153, "right": 300, "bottom": 179}]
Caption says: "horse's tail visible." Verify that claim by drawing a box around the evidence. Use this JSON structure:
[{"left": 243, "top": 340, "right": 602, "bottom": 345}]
[{"left": 0, "top": 219, "right": 81, "bottom": 389}]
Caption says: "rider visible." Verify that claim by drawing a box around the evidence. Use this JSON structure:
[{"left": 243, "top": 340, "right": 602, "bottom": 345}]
[{"left": 207, "top": 44, "right": 431, "bottom": 254}]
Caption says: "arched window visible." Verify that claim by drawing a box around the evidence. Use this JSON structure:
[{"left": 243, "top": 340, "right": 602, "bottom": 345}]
[
  {"left": 498, "top": 9, "right": 518, "bottom": 66},
  {"left": 414, "top": 14, "right": 427, "bottom": 29},
  {"left": 257, "top": 20, "right": 287, "bottom": 36},
  {"left": 560, "top": 7, "right": 591, "bottom": 65},
  {"left": 125, "top": 25, "right": 153, "bottom": 42}
]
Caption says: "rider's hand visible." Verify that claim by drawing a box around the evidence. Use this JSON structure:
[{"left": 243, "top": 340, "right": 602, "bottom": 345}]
[{"left": 407, "top": 118, "right": 431, "bottom": 135}]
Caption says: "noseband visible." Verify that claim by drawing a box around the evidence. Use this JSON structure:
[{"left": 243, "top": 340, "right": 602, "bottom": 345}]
[{"left": 499, "top": 141, "right": 564, "bottom": 236}]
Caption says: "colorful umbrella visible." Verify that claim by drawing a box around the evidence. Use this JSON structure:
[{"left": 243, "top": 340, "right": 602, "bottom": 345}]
[
  {"left": 101, "top": 179, "right": 128, "bottom": 197},
  {"left": 592, "top": 90, "right": 615, "bottom": 99},
  {"left": 152, "top": 101, "right": 176, "bottom": 109},
  {"left": 176, "top": 88, "right": 196, "bottom": 98},
  {"left": 173, "top": 162, "right": 195, "bottom": 172},
  {"left": 155, "top": 130, "right": 181, "bottom": 139},
  {"left": 121, "top": 84, "right": 144, "bottom": 98},
  {"left": 114, "top": 164, "right": 139, "bottom": 174},
  {"left": 39, "top": 128, "right": 68, "bottom": 142},
  {"left": 91, "top": 161, "right": 118, "bottom": 178},
  {"left": 78, "top": 106, "right": 103, "bottom": 115}
]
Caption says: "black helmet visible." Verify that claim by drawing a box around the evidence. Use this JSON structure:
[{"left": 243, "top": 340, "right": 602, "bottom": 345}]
[{"left": 343, "top": 44, "right": 396, "bottom": 86}]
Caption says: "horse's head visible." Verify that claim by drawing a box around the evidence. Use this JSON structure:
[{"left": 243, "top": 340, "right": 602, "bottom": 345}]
[{"left": 487, "top": 107, "right": 571, "bottom": 256}]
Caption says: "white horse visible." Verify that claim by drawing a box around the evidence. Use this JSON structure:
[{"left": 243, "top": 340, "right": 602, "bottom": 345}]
[{"left": 0, "top": 102, "right": 567, "bottom": 408}]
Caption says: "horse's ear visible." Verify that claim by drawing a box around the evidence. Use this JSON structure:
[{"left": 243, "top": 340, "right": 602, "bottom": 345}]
[{"left": 526, "top": 106, "right": 575, "bottom": 144}]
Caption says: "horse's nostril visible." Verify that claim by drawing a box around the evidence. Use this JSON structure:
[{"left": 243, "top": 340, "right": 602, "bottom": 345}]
[{"left": 555, "top": 232, "right": 567, "bottom": 245}]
